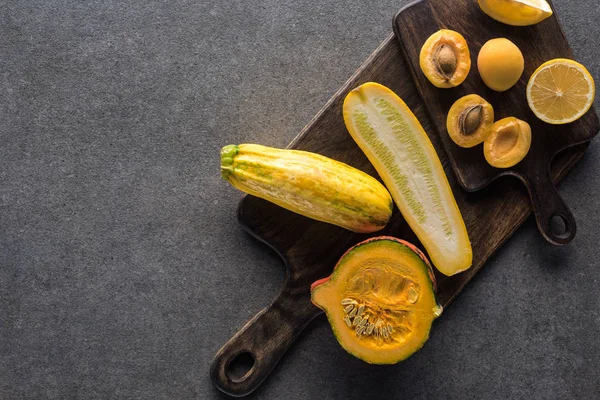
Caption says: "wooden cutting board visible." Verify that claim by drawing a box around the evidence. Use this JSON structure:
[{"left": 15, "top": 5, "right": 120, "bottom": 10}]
[
  {"left": 394, "top": 0, "right": 600, "bottom": 245},
  {"left": 211, "top": 1, "right": 596, "bottom": 396}
]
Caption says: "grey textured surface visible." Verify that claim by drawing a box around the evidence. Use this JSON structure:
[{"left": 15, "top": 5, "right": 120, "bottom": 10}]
[{"left": 1, "top": 0, "right": 599, "bottom": 399}]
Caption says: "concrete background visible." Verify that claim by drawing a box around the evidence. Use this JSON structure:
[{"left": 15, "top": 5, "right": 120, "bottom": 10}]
[{"left": 1, "top": 0, "right": 599, "bottom": 399}]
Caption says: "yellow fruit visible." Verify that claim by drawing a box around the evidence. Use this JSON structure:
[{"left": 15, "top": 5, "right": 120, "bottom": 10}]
[
  {"left": 477, "top": 38, "right": 524, "bottom": 92},
  {"left": 484, "top": 117, "right": 532, "bottom": 168},
  {"left": 446, "top": 94, "right": 495, "bottom": 148},
  {"left": 526, "top": 58, "right": 596, "bottom": 125},
  {"left": 478, "top": 0, "right": 553, "bottom": 26},
  {"left": 419, "top": 29, "right": 471, "bottom": 89}
]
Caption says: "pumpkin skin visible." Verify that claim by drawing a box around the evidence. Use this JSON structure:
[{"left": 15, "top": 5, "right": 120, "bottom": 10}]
[{"left": 311, "top": 237, "right": 442, "bottom": 364}]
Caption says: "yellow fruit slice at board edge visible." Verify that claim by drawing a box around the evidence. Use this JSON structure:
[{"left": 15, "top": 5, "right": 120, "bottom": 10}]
[
  {"left": 478, "top": 0, "right": 553, "bottom": 26},
  {"left": 526, "top": 59, "right": 595, "bottom": 125}
]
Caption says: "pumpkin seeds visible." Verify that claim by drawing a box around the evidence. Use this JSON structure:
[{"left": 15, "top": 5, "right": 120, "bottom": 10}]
[
  {"left": 341, "top": 302, "right": 400, "bottom": 340},
  {"left": 366, "top": 323, "right": 375, "bottom": 335},
  {"left": 356, "top": 305, "right": 365, "bottom": 317},
  {"left": 407, "top": 286, "right": 419, "bottom": 304}
]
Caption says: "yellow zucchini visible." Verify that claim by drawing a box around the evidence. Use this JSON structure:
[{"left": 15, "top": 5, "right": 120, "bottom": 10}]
[
  {"left": 220, "top": 144, "right": 393, "bottom": 233},
  {"left": 343, "top": 82, "right": 472, "bottom": 276}
]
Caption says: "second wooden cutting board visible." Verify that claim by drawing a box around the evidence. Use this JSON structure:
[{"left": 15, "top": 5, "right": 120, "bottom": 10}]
[{"left": 394, "top": 0, "right": 600, "bottom": 245}]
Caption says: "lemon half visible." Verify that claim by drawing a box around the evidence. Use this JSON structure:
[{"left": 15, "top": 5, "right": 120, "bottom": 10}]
[
  {"left": 478, "top": 0, "right": 553, "bottom": 26},
  {"left": 526, "top": 59, "right": 595, "bottom": 125}
]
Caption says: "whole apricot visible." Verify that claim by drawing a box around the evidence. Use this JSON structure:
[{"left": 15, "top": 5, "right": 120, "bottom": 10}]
[{"left": 477, "top": 38, "right": 524, "bottom": 92}]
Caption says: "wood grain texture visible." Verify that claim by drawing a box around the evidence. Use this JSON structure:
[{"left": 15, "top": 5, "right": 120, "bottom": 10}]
[
  {"left": 211, "top": 3, "right": 592, "bottom": 396},
  {"left": 393, "top": 0, "right": 599, "bottom": 244}
]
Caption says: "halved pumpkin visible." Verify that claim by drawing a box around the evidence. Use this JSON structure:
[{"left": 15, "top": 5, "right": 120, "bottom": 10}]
[{"left": 311, "top": 236, "right": 442, "bottom": 364}]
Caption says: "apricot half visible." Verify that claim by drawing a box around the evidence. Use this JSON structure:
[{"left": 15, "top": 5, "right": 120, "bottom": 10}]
[
  {"left": 446, "top": 94, "right": 494, "bottom": 148},
  {"left": 484, "top": 117, "right": 532, "bottom": 168},
  {"left": 478, "top": 38, "right": 524, "bottom": 92},
  {"left": 420, "top": 29, "right": 471, "bottom": 88}
]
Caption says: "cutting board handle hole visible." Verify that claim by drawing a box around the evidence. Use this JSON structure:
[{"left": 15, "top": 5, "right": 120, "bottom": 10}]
[
  {"left": 226, "top": 351, "right": 255, "bottom": 382},
  {"left": 550, "top": 214, "right": 570, "bottom": 239}
]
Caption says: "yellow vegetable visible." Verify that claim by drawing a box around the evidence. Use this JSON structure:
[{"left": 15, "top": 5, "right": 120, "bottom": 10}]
[
  {"left": 478, "top": 0, "right": 553, "bottom": 26},
  {"left": 220, "top": 144, "right": 393, "bottom": 233},
  {"left": 343, "top": 82, "right": 472, "bottom": 276},
  {"left": 526, "top": 58, "right": 595, "bottom": 124},
  {"left": 311, "top": 237, "right": 442, "bottom": 364},
  {"left": 478, "top": 38, "right": 524, "bottom": 92}
]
